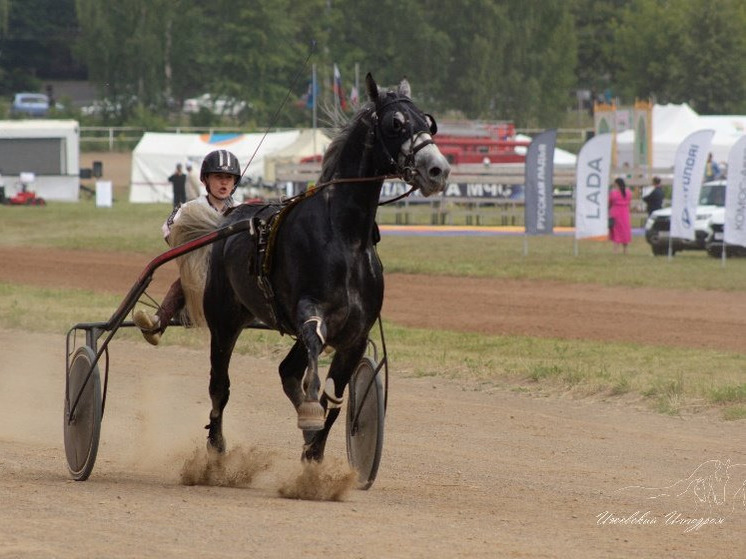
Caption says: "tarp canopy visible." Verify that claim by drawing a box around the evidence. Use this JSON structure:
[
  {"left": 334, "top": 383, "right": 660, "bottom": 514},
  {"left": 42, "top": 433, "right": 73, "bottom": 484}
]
[
  {"left": 129, "top": 129, "right": 331, "bottom": 203},
  {"left": 617, "top": 103, "right": 746, "bottom": 170}
]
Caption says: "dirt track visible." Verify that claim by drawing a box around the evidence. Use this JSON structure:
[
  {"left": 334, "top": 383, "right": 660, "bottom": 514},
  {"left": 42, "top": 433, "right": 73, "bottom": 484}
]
[{"left": 1, "top": 246, "right": 745, "bottom": 558}]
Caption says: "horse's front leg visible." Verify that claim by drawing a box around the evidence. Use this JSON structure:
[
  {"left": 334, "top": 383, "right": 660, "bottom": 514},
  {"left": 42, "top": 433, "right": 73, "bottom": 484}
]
[
  {"left": 303, "top": 339, "right": 367, "bottom": 461},
  {"left": 295, "top": 315, "right": 327, "bottom": 431}
]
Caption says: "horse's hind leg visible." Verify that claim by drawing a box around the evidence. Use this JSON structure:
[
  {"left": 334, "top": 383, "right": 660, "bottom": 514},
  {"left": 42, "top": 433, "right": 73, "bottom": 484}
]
[{"left": 205, "top": 315, "right": 245, "bottom": 453}]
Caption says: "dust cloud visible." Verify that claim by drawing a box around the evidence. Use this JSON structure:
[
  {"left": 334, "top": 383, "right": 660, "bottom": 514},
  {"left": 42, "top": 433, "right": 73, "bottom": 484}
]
[
  {"left": 277, "top": 458, "right": 358, "bottom": 501},
  {"left": 180, "top": 445, "right": 275, "bottom": 487}
]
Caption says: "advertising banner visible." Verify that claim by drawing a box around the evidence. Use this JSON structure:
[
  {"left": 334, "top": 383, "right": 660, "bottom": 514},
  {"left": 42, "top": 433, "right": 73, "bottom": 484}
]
[
  {"left": 670, "top": 130, "right": 715, "bottom": 241},
  {"left": 724, "top": 135, "right": 746, "bottom": 247},
  {"left": 633, "top": 100, "right": 653, "bottom": 170},
  {"left": 524, "top": 129, "right": 557, "bottom": 235},
  {"left": 574, "top": 134, "right": 612, "bottom": 239}
]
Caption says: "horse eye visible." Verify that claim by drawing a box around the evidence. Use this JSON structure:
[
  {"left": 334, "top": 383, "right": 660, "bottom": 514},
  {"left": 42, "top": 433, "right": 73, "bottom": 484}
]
[
  {"left": 382, "top": 111, "right": 406, "bottom": 136},
  {"left": 392, "top": 112, "right": 405, "bottom": 132}
]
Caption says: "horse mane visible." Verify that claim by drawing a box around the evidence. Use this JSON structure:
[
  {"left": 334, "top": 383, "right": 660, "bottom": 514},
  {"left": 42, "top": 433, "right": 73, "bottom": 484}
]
[
  {"left": 168, "top": 202, "right": 226, "bottom": 327},
  {"left": 319, "top": 102, "right": 374, "bottom": 183}
]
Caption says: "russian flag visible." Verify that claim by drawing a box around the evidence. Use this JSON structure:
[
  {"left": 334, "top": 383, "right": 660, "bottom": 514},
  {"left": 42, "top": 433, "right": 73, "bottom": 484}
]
[
  {"left": 301, "top": 78, "right": 317, "bottom": 109},
  {"left": 333, "top": 64, "right": 347, "bottom": 110}
]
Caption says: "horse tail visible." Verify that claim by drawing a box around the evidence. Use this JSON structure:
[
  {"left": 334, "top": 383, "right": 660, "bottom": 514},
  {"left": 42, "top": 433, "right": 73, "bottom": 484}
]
[{"left": 168, "top": 203, "right": 225, "bottom": 327}]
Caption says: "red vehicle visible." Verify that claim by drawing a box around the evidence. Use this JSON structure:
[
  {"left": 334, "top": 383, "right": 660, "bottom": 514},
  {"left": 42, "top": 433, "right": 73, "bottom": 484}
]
[
  {"left": 434, "top": 121, "right": 530, "bottom": 165},
  {"left": 7, "top": 190, "right": 46, "bottom": 205},
  {"left": 0, "top": 179, "right": 46, "bottom": 206}
]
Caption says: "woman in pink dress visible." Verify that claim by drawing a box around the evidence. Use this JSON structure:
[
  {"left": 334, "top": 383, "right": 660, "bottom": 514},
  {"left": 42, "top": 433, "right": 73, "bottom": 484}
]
[{"left": 609, "top": 177, "right": 632, "bottom": 253}]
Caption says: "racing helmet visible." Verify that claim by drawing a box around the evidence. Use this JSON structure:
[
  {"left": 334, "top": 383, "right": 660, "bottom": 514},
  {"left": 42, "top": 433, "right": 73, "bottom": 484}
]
[{"left": 200, "top": 149, "right": 242, "bottom": 193}]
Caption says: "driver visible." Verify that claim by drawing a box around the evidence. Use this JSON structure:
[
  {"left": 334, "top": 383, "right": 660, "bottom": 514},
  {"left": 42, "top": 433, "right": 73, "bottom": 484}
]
[{"left": 133, "top": 149, "right": 241, "bottom": 345}]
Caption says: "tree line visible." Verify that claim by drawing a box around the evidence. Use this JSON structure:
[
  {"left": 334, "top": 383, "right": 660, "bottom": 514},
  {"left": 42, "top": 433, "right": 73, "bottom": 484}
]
[{"left": 1, "top": 0, "right": 746, "bottom": 129}]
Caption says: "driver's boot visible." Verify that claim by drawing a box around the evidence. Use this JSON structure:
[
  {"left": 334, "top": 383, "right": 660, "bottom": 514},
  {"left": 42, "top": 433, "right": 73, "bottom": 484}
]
[
  {"left": 133, "top": 310, "right": 162, "bottom": 345},
  {"left": 133, "top": 279, "right": 185, "bottom": 346}
]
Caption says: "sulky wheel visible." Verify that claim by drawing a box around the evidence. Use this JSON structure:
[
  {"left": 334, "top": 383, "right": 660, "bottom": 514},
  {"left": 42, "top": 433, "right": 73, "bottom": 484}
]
[
  {"left": 346, "top": 356, "right": 385, "bottom": 490},
  {"left": 63, "top": 345, "right": 102, "bottom": 481}
]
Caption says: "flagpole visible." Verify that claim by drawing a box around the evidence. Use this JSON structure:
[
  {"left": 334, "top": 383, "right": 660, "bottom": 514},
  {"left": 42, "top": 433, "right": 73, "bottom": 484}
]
[
  {"left": 333, "top": 63, "right": 339, "bottom": 110},
  {"left": 312, "top": 63, "right": 317, "bottom": 157},
  {"left": 572, "top": 184, "right": 578, "bottom": 256}
]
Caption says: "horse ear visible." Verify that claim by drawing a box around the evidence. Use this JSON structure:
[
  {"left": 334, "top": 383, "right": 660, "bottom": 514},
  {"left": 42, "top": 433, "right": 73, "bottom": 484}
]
[
  {"left": 398, "top": 77, "right": 411, "bottom": 98},
  {"left": 365, "top": 73, "right": 379, "bottom": 102}
]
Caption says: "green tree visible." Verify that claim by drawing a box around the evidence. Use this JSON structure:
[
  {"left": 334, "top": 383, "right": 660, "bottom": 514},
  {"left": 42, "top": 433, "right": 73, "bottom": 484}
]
[
  {"left": 614, "top": 0, "right": 678, "bottom": 103},
  {"left": 668, "top": 0, "right": 746, "bottom": 113},
  {"left": 570, "top": 0, "right": 628, "bottom": 96},
  {"left": 498, "top": 1, "right": 577, "bottom": 126},
  {"left": 197, "top": 0, "right": 323, "bottom": 127},
  {"left": 75, "top": 0, "right": 204, "bottom": 120},
  {"left": 326, "top": 0, "right": 450, "bottom": 110},
  {"left": 0, "top": 0, "right": 82, "bottom": 94},
  {"left": 427, "top": 0, "right": 508, "bottom": 118}
]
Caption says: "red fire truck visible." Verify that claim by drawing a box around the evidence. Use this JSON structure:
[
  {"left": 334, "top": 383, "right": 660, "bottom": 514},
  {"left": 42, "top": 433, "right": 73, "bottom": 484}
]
[{"left": 433, "top": 121, "right": 529, "bottom": 165}]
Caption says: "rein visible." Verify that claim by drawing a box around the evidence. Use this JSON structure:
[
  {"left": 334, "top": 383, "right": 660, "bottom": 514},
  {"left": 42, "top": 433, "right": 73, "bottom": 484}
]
[{"left": 278, "top": 173, "right": 419, "bottom": 208}]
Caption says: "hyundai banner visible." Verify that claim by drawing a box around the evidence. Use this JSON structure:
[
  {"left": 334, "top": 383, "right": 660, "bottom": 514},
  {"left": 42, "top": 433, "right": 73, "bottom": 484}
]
[
  {"left": 724, "top": 135, "right": 746, "bottom": 247},
  {"left": 524, "top": 129, "right": 557, "bottom": 235},
  {"left": 574, "top": 134, "right": 612, "bottom": 239},
  {"left": 670, "top": 129, "right": 715, "bottom": 241}
]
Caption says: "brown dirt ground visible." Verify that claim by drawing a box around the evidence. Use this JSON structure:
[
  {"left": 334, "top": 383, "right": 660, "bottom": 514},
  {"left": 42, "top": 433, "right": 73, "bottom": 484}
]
[{"left": 1, "top": 155, "right": 745, "bottom": 557}]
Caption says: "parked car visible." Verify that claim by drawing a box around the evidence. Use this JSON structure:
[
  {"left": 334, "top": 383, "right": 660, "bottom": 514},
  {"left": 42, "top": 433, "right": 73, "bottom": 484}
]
[
  {"left": 704, "top": 207, "right": 746, "bottom": 257},
  {"left": 183, "top": 93, "right": 247, "bottom": 117},
  {"left": 10, "top": 92, "right": 50, "bottom": 117},
  {"left": 644, "top": 180, "right": 725, "bottom": 256},
  {"left": 80, "top": 99, "right": 123, "bottom": 117}
]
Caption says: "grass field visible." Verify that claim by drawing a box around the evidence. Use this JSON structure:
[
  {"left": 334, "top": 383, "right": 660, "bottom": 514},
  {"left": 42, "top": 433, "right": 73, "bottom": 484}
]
[{"left": 1, "top": 200, "right": 745, "bottom": 420}]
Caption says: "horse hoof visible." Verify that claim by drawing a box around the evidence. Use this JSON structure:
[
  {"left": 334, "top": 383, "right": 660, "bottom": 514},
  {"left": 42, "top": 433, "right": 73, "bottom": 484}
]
[
  {"left": 297, "top": 401, "right": 325, "bottom": 431},
  {"left": 206, "top": 436, "right": 225, "bottom": 454}
]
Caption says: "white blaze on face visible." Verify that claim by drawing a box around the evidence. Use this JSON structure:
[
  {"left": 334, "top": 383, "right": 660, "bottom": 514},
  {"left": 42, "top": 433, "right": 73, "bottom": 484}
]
[{"left": 399, "top": 133, "right": 450, "bottom": 195}]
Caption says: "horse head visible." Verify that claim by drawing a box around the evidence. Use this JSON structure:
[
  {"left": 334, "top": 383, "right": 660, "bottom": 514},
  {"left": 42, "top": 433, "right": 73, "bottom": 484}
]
[{"left": 365, "top": 73, "right": 450, "bottom": 196}]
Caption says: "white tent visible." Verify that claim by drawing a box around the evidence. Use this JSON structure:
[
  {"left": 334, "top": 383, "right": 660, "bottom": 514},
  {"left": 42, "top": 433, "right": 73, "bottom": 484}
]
[
  {"left": 616, "top": 103, "right": 746, "bottom": 170},
  {"left": 0, "top": 119, "right": 80, "bottom": 201},
  {"left": 262, "top": 129, "right": 332, "bottom": 182},
  {"left": 514, "top": 134, "right": 578, "bottom": 166},
  {"left": 129, "top": 129, "right": 330, "bottom": 203}
]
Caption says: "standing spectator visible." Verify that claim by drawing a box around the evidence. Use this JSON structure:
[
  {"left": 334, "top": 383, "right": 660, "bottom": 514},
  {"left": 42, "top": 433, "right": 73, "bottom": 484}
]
[
  {"left": 705, "top": 153, "right": 722, "bottom": 181},
  {"left": 185, "top": 162, "right": 201, "bottom": 201},
  {"left": 168, "top": 163, "right": 187, "bottom": 208},
  {"left": 609, "top": 177, "right": 632, "bottom": 254},
  {"left": 642, "top": 176, "right": 664, "bottom": 215}
]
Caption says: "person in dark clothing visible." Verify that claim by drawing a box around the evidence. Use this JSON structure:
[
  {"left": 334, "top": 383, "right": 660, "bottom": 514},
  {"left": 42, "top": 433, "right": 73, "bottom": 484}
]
[
  {"left": 642, "top": 176, "right": 664, "bottom": 215},
  {"left": 168, "top": 163, "right": 187, "bottom": 208}
]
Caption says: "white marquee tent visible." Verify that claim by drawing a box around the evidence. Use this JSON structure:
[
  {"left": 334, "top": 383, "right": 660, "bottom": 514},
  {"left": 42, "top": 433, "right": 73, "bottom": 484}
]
[
  {"left": 616, "top": 103, "right": 746, "bottom": 170},
  {"left": 129, "top": 129, "right": 331, "bottom": 203},
  {"left": 0, "top": 120, "right": 80, "bottom": 201}
]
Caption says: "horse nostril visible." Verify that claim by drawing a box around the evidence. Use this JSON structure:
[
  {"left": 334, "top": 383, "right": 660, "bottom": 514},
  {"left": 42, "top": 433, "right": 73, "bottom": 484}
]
[{"left": 429, "top": 166, "right": 450, "bottom": 180}]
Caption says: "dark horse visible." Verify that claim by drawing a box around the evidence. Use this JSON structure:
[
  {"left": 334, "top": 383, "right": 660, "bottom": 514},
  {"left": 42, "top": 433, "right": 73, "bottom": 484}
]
[{"left": 183, "top": 74, "right": 450, "bottom": 463}]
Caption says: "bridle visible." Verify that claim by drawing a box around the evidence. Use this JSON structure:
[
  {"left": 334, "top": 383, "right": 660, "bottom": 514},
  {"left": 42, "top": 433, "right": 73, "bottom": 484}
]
[
  {"left": 371, "top": 96, "right": 437, "bottom": 183},
  {"left": 301, "top": 95, "right": 438, "bottom": 206}
]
